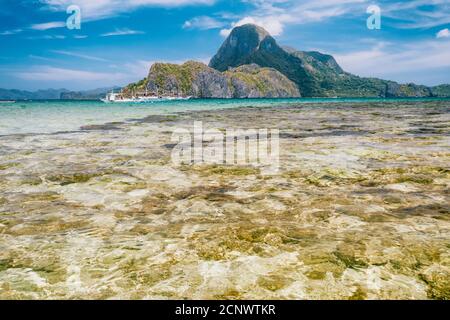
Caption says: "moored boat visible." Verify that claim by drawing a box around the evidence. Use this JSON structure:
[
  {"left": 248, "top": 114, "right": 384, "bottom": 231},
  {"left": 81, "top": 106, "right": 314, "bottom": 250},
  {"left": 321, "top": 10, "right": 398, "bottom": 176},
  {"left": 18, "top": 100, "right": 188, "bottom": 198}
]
[{"left": 101, "top": 91, "right": 191, "bottom": 103}]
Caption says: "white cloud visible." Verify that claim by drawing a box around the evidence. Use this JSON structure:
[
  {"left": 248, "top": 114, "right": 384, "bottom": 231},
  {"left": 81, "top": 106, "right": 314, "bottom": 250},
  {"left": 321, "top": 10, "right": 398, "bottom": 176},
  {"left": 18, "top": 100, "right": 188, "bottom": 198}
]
[
  {"left": 0, "top": 29, "right": 23, "bottom": 35},
  {"left": 334, "top": 39, "right": 450, "bottom": 79},
  {"left": 27, "top": 35, "right": 66, "bottom": 40},
  {"left": 220, "top": 16, "right": 285, "bottom": 37},
  {"left": 29, "top": 55, "right": 57, "bottom": 62},
  {"left": 51, "top": 50, "right": 108, "bottom": 62},
  {"left": 101, "top": 28, "right": 145, "bottom": 37},
  {"left": 31, "top": 21, "right": 66, "bottom": 30},
  {"left": 437, "top": 28, "right": 450, "bottom": 38},
  {"left": 13, "top": 58, "right": 212, "bottom": 90},
  {"left": 40, "top": 0, "right": 216, "bottom": 21},
  {"left": 2, "top": 22, "right": 64, "bottom": 36},
  {"left": 219, "top": 29, "right": 231, "bottom": 37},
  {"left": 183, "top": 16, "right": 225, "bottom": 30},
  {"left": 219, "top": 0, "right": 365, "bottom": 37},
  {"left": 218, "top": 0, "right": 450, "bottom": 38},
  {"left": 6, "top": 55, "right": 213, "bottom": 91},
  {"left": 15, "top": 66, "right": 126, "bottom": 82},
  {"left": 383, "top": 0, "right": 450, "bottom": 29}
]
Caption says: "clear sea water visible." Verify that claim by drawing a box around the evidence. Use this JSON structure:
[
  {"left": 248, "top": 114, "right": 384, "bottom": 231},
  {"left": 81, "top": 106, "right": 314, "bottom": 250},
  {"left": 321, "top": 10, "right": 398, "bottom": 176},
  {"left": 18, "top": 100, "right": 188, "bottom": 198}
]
[{"left": 0, "top": 97, "right": 448, "bottom": 136}]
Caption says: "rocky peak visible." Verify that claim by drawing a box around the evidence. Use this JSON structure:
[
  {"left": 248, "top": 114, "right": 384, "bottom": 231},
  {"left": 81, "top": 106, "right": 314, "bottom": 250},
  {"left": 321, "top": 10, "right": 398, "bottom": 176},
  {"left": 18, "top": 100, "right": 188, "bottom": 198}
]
[
  {"left": 123, "top": 23, "right": 442, "bottom": 99},
  {"left": 226, "top": 24, "right": 270, "bottom": 50},
  {"left": 209, "top": 24, "right": 278, "bottom": 71}
]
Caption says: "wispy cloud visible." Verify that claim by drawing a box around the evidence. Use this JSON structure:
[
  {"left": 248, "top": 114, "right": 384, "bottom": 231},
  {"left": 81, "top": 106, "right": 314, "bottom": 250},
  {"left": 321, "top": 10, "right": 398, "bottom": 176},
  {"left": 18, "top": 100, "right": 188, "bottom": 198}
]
[
  {"left": 27, "top": 35, "right": 66, "bottom": 40},
  {"left": 30, "top": 21, "right": 65, "bottom": 30},
  {"left": 334, "top": 38, "right": 450, "bottom": 82},
  {"left": 183, "top": 16, "right": 225, "bottom": 30},
  {"left": 101, "top": 28, "right": 145, "bottom": 37},
  {"left": 217, "top": 0, "right": 450, "bottom": 37},
  {"left": 15, "top": 66, "right": 125, "bottom": 82},
  {"left": 40, "top": 0, "right": 216, "bottom": 21},
  {"left": 29, "top": 55, "right": 57, "bottom": 62},
  {"left": 51, "top": 50, "right": 108, "bottom": 62},
  {"left": 218, "top": 0, "right": 366, "bottom": 37},
  {"left": 0, "top": 29, "right": 23, "bottom": 35},
  {"left": 383, "top": 0, "right": 450, "bottom": 29},
  {"left": 1, "top": 22, "right": 64, "bottom": 36},
  {"left": 10, "top": 58, "right": 208, "bottom": 89}
]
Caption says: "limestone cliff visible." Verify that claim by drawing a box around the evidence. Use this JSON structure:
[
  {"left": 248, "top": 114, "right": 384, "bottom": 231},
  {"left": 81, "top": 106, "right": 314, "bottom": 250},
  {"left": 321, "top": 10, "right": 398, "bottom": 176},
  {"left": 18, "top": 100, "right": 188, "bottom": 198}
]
[{"left": 123, "top": 61, "right": 300, "bottom": 98}]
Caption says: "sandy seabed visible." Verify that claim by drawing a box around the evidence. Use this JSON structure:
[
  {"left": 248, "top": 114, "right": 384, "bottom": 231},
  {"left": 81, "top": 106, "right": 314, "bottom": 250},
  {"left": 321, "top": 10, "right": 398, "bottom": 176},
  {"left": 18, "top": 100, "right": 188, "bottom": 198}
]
[{"left": 0, "top": 101, "right": 449, "bottom": 299}]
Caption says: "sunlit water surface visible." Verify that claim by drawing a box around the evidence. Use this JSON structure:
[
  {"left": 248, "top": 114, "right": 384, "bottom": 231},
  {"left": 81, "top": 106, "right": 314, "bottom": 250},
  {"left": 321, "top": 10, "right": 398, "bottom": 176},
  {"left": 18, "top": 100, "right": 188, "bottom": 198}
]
[{"left": 0, "top": 98, "right": 449, "bottom": 299}]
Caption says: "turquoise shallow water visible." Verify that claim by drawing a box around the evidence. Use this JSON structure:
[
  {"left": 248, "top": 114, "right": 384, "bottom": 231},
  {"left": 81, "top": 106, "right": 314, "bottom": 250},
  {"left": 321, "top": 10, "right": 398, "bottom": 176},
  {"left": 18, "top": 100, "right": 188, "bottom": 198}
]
[
  {"left": 0, "top": 99, "right": 449, "bottom": 299},
  {"left": 0, "top": 97, "right": 448, "bottom": 136}
]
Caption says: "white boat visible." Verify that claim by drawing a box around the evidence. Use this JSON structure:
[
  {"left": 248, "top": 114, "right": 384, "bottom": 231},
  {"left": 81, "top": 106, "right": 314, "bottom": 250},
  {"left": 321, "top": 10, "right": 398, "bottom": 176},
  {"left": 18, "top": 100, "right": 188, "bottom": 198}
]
[
  {"left": 101, "top": 91, "right": 192, "bottom": 103},
  {"left": 101, "top": 92, "right": 132, "bottom": 103}
]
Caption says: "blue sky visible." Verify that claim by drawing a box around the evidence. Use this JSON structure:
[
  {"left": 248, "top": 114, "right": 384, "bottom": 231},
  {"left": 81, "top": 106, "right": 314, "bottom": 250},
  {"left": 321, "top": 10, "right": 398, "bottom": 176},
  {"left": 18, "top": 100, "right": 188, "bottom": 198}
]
[{"left": 0, "top": 0, "right": 449, "bottom": 90}]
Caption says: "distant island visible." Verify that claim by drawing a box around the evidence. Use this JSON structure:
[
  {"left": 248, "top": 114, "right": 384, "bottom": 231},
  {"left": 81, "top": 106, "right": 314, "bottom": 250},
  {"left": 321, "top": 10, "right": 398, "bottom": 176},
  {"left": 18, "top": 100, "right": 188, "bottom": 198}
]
[
  {"left": 1, "top": 24, "right": 449, "bottom": 100},
  {"left": 0, "top": 87, "right": 121, "bottom": 101},
  {"left": 123, "top": 24, "right": 450, "bottom": 99}
]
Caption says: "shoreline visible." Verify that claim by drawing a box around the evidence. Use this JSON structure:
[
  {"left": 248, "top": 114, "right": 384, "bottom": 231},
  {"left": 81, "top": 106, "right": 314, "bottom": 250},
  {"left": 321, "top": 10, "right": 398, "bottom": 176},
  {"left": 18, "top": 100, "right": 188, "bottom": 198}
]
[
  {"left": 3, "top": 96, "right": 450, "bottom": 103},
  {"left": 1, "top": 98, "right": 450, "bottom": 138}
]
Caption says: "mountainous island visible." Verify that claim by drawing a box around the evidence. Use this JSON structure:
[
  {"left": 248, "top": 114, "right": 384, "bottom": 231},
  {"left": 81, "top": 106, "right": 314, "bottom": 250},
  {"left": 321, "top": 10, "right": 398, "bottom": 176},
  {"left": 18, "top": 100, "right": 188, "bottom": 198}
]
[
  {"left": 124, "top": 24, "right": 450, "bottom": 99},
  {"left": 1, "top": 24, "right": 449, "bottom": 100}
]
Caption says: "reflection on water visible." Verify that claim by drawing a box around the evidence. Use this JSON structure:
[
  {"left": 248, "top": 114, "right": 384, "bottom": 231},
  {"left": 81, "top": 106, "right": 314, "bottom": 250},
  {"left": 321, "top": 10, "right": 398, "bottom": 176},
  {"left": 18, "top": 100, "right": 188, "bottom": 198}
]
[{"left": 0, "top": 100, "right": 449, "bottom": 299}]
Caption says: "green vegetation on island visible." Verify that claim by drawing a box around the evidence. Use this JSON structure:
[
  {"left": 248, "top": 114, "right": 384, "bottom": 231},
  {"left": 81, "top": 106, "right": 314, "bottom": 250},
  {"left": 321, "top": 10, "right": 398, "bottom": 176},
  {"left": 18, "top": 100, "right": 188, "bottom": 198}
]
[
  {"left": 123, "top": 60, "right": 300, "bottom": 98},
  {"left": 124, "top": 24, "right": 449, "bottom": 99}
]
